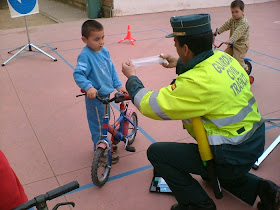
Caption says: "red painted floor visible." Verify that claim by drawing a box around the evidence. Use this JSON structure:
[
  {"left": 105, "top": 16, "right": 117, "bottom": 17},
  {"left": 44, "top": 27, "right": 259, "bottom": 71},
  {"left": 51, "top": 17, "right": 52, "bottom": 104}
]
[{"left": 1, "top": 1, "right": 280, "bottom": 210}]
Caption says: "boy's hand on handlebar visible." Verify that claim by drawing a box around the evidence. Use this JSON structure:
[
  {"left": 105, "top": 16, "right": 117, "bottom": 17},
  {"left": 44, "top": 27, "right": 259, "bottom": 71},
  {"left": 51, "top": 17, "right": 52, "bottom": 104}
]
[
  {"left": 160, "top": 54, "right": 178, "bottom": 68},
  {"left": 118, "top": 87, "right": 128, "bottom": 94},
  {"left": 122, "top": 60, "right": 136, "bottom": 78},
  {"left": 86, "top": 87, "right": 98, "bottom": 99}
]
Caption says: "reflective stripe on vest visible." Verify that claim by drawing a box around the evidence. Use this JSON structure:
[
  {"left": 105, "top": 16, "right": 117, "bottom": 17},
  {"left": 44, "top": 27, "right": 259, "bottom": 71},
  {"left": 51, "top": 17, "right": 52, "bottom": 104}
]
[
  {"left": 182, "top": 118, "right": 263, "bottom": 145},
  {"left": 208, "top": 97, "right": 256, "bottom": 127},
  {"left": 134, "top": 88, "right": 172, "bottom": 120},
  {"left": 207, "top": 119, "right": 264, "bottom": 145},
  {"left": 134, "top": 88, "right": 150, "bottom": 110},
  {"left": 149, "top": 91, "right": 172, "bottom": 120}
]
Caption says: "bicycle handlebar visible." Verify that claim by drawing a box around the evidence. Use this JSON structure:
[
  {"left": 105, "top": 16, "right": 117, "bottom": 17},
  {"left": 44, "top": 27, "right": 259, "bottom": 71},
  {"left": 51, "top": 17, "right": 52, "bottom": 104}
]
[
  {"left": 76, "top": 91, "right": 131, "bottom": 104},
  {"left": 213, "top": 34, "right": 234, "bottom": 49},
  {"left": 13, "top": 181, "right": 79, "bottom": 210}
]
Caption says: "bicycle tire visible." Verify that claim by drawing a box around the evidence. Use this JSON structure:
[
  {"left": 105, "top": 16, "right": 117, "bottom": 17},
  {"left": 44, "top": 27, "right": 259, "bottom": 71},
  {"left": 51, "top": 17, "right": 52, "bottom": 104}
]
[
  {"left": 91, "top": 148, "right": 111, "bottom": 187},
  {"left": 244, "top": 60, "right": 252, "bottom": 75},
  {"left": 127, "top": 112, "right": 138, "bottom": 145}
]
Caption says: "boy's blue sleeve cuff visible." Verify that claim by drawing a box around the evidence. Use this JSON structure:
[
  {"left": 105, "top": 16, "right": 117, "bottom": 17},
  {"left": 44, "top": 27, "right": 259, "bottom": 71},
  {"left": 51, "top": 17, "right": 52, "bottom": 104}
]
[
  {"left": 115, "top": 85, "right": 123, "bottom": 90},
  {"left": 84, "top": 84, "right": 93, "bottom": 91}
]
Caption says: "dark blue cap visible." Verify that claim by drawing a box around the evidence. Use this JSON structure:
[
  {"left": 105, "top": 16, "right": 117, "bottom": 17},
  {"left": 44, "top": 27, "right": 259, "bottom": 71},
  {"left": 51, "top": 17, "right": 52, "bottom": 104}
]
[{"left": 166, "top": 14, "right": 212, "bottom": 38}]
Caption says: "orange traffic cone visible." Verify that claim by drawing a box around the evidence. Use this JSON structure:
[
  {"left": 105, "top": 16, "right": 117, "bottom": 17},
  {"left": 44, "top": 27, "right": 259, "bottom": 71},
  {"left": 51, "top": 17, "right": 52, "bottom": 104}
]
[{"left": 118, "top": 24, "right": 136, "bottom": 45}]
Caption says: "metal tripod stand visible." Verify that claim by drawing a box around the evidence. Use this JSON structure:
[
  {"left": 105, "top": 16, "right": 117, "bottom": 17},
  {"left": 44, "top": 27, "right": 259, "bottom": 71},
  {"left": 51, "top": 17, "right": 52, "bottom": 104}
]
[
  {"left": 252, "top": 118, "right": 280, "bottom": 170},
  {"left": 1, "top": 16, "right": 57, "bottom": 66}
]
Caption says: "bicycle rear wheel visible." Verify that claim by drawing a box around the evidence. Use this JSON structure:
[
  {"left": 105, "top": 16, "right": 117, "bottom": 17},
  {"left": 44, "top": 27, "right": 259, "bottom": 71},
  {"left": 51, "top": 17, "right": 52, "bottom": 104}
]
[
  {"left": 127, "top": 112, "right": 138, "bottom": 145},
  {"left": 91, "top": 148, "right": 111, "bottom": 187}
]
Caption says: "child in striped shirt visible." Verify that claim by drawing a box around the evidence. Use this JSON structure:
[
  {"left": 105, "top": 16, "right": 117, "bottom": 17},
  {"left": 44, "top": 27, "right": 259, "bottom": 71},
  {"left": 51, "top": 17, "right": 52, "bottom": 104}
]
[{"left": 215, "top": 0, "right": 249, "bottom": 69}]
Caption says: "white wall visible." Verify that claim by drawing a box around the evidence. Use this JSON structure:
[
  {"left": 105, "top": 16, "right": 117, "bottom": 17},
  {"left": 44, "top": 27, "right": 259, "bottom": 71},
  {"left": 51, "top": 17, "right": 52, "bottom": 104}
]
[{"left": 113, "top": 0, "right": 275, "bottom": 16}]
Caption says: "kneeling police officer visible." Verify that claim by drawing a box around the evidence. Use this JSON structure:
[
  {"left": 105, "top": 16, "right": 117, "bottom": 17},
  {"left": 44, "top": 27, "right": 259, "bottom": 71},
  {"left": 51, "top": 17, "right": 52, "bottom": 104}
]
[{"left": 122, "top": 13, "right": 280, "bottom": 210}]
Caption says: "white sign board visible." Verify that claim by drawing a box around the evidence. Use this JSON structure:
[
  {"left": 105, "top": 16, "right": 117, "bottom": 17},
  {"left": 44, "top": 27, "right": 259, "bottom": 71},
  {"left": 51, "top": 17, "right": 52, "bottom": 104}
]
[{"left": 7, "top": 0, "right": 39, "bottom": 18}]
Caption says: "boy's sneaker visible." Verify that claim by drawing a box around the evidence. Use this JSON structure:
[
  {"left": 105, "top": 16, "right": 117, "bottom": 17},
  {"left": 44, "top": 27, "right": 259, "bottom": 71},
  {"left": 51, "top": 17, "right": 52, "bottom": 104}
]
[
  {"left": 111, "top": 154, "right": 119, "bottom": 164},
  {"left": 99, "top": 154, "right": 119, "bottom": 164},
  {"left": 257, "top": 179, "right": 280, "bottom": 210}
]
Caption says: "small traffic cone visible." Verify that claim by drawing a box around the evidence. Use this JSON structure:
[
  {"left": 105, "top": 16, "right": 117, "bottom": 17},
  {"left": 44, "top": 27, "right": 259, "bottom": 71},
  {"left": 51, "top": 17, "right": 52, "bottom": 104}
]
[{"left": 118, "top": 24, "right": 136, "bottom": 45}]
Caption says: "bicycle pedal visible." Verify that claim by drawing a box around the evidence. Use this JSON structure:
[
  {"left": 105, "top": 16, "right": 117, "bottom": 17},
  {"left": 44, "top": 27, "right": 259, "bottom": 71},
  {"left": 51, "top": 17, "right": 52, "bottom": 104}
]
[{"left": 125, "top": 146, "right": 136, "bottom": 152}]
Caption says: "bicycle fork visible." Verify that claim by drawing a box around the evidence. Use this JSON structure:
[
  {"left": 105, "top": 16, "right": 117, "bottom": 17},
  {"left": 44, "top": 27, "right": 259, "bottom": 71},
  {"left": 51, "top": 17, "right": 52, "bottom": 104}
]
[{"left": 96, "top": 104, "right": 135, "bottom": 154}]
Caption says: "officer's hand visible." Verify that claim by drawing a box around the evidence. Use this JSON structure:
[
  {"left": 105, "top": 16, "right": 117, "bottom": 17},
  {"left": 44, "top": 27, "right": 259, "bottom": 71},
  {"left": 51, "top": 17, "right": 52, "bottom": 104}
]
[
  {"left": 122, "top": 60, "right": 136, "bottom": 78},
  {"left": 160, "top": 54, "right": 178, "bottom": 68},
  {"left": 86, "top": 87, "right": 98, "bottom": 99},
  {"left": 118, "top": 87, "right": 128, "bottom": 94}
]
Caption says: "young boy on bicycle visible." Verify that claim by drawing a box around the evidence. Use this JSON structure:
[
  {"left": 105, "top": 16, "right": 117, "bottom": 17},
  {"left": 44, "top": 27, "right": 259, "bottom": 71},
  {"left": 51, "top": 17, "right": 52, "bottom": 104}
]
[
  {"left": 73, "top": 20, "right": 127, "bottom": 163},
  {"left": 214, "top": 0, "right": 249, "bottom": 70}
]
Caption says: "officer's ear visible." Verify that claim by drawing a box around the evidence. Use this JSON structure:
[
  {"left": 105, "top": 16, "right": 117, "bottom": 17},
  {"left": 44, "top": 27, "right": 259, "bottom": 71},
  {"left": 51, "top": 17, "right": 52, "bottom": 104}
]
[
  {"left": 184, "top": 44, "right": 195, "bottom": 59},
  {"left": 183, "top": 44, "right": 189, "bottom": 56}
]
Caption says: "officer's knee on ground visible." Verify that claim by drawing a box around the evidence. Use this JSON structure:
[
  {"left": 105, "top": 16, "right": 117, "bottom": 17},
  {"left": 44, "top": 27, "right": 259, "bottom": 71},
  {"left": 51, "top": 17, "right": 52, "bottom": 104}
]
[{"left": 146, "top": 142, "right": 160, "bottom": 161}]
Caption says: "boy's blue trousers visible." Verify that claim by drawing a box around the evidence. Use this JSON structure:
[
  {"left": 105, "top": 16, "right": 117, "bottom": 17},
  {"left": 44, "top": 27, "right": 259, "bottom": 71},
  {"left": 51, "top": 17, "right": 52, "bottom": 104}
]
[{"left": 85, "top": 96, "right": 110, "bottom": 151}]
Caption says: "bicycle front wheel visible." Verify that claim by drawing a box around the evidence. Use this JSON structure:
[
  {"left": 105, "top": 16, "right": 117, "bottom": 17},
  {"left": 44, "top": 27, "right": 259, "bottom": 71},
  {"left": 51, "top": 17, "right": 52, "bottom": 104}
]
[
  {"left": 127, "top": 112, "right": 138, "bottom": 145},
  {"left": 91, "top": 148, "right": 111, "bottom": 187}
]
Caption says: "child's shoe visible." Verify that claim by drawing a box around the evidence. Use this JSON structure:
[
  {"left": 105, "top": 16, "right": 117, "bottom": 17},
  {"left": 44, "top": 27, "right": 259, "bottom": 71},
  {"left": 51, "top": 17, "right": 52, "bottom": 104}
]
[
  {"left": 112, "top": 144, "right": 118, "bottom": 153},
  {"left": 111, "top": 154, "right": 119, "bottom": 164},
  {"left": 99, "top": 154, "right": 119, "bottom": 164}
]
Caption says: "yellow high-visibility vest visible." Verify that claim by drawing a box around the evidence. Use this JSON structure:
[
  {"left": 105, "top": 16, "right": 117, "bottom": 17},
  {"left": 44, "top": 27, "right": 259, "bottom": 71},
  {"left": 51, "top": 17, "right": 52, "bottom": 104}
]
[{"left": 134, "top": 51, "right": 263, "bottom": 146}]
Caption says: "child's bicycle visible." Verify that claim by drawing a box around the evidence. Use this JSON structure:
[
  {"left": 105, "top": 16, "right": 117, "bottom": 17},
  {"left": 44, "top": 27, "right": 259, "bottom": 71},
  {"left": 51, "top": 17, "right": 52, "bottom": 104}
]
[
  {"left": 13, "top": 181, "right": 79, "bottom": 210},
  {"left": 213, "top": 31, "right": 254, "bottom": 84},
  {"left": 76, "top": 92, "right": 138, "bottom": 187}
]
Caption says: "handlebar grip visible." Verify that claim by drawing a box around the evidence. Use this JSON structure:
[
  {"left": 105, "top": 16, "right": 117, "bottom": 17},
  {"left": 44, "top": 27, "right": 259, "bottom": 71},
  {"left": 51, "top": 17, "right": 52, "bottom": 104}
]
[
  {"left": 96, "top": 95, "right": 102, "bottom": 101},
  {"left": 124, "top": 93, "right": 131, "bottom": 100},
  {"left": 13, "top": 181, "right": 80, "bottom": 210},
  {"left": 47, "top": 181, "right": 79, "bottom": 200}
]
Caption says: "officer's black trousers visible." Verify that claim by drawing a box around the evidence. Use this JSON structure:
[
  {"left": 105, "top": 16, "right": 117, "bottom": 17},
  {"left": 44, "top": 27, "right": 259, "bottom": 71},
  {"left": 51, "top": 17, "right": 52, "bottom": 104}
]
[{"left": 147, "top": 124, "right": 265, "bottom": 207}]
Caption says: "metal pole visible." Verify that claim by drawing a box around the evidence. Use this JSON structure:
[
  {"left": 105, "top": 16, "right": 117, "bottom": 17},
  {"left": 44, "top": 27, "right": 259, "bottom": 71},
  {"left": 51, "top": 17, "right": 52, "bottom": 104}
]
[
  {"left": 1, "top": 16, "right": 57, "bottom": 66},
  {"left": 24, "top": 16, "right": 32, "bottom": 51},
  {"left": 253, "top": 135, "right": 280, "bottom": 169}
]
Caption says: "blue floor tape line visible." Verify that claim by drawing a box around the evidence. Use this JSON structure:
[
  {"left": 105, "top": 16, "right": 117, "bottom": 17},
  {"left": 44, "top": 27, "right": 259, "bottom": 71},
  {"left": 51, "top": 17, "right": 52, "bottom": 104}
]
[
  {"left": 137, "top": 126, "right": 157, "bottom": 143},
  {"left": 251, "top": 60, "right": 280, "bottom": 72},
  {"left": 65, "top": 164, "right": 153, "bottom": 195},
  {"left": 266, "top": 123, "right": 280, "bottom": 131},
  {"left": 46, "top": 43, "right": 75, "bottom": 70}
]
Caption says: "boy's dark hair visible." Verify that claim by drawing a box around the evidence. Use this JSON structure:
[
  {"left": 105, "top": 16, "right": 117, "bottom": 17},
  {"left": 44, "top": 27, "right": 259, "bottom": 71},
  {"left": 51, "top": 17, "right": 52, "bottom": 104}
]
[
  {"left": 81, "top": 20, "right": 103, "bottom": 38},
  {"left": 231, "top": 0, "right": 245, "bottom": 10},
  {"left": 176, "top": 30, "right": 213, "bottom": 55}
]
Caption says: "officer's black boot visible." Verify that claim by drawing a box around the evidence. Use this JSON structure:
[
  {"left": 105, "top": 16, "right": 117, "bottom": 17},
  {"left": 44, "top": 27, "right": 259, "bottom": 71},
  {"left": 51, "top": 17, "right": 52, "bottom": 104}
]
[
  {"left": 257, "top": 179, "right": 280, "bottom": 210},
  {"left": 170, "top": 197, "right": 216, "bottom": 210}
]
